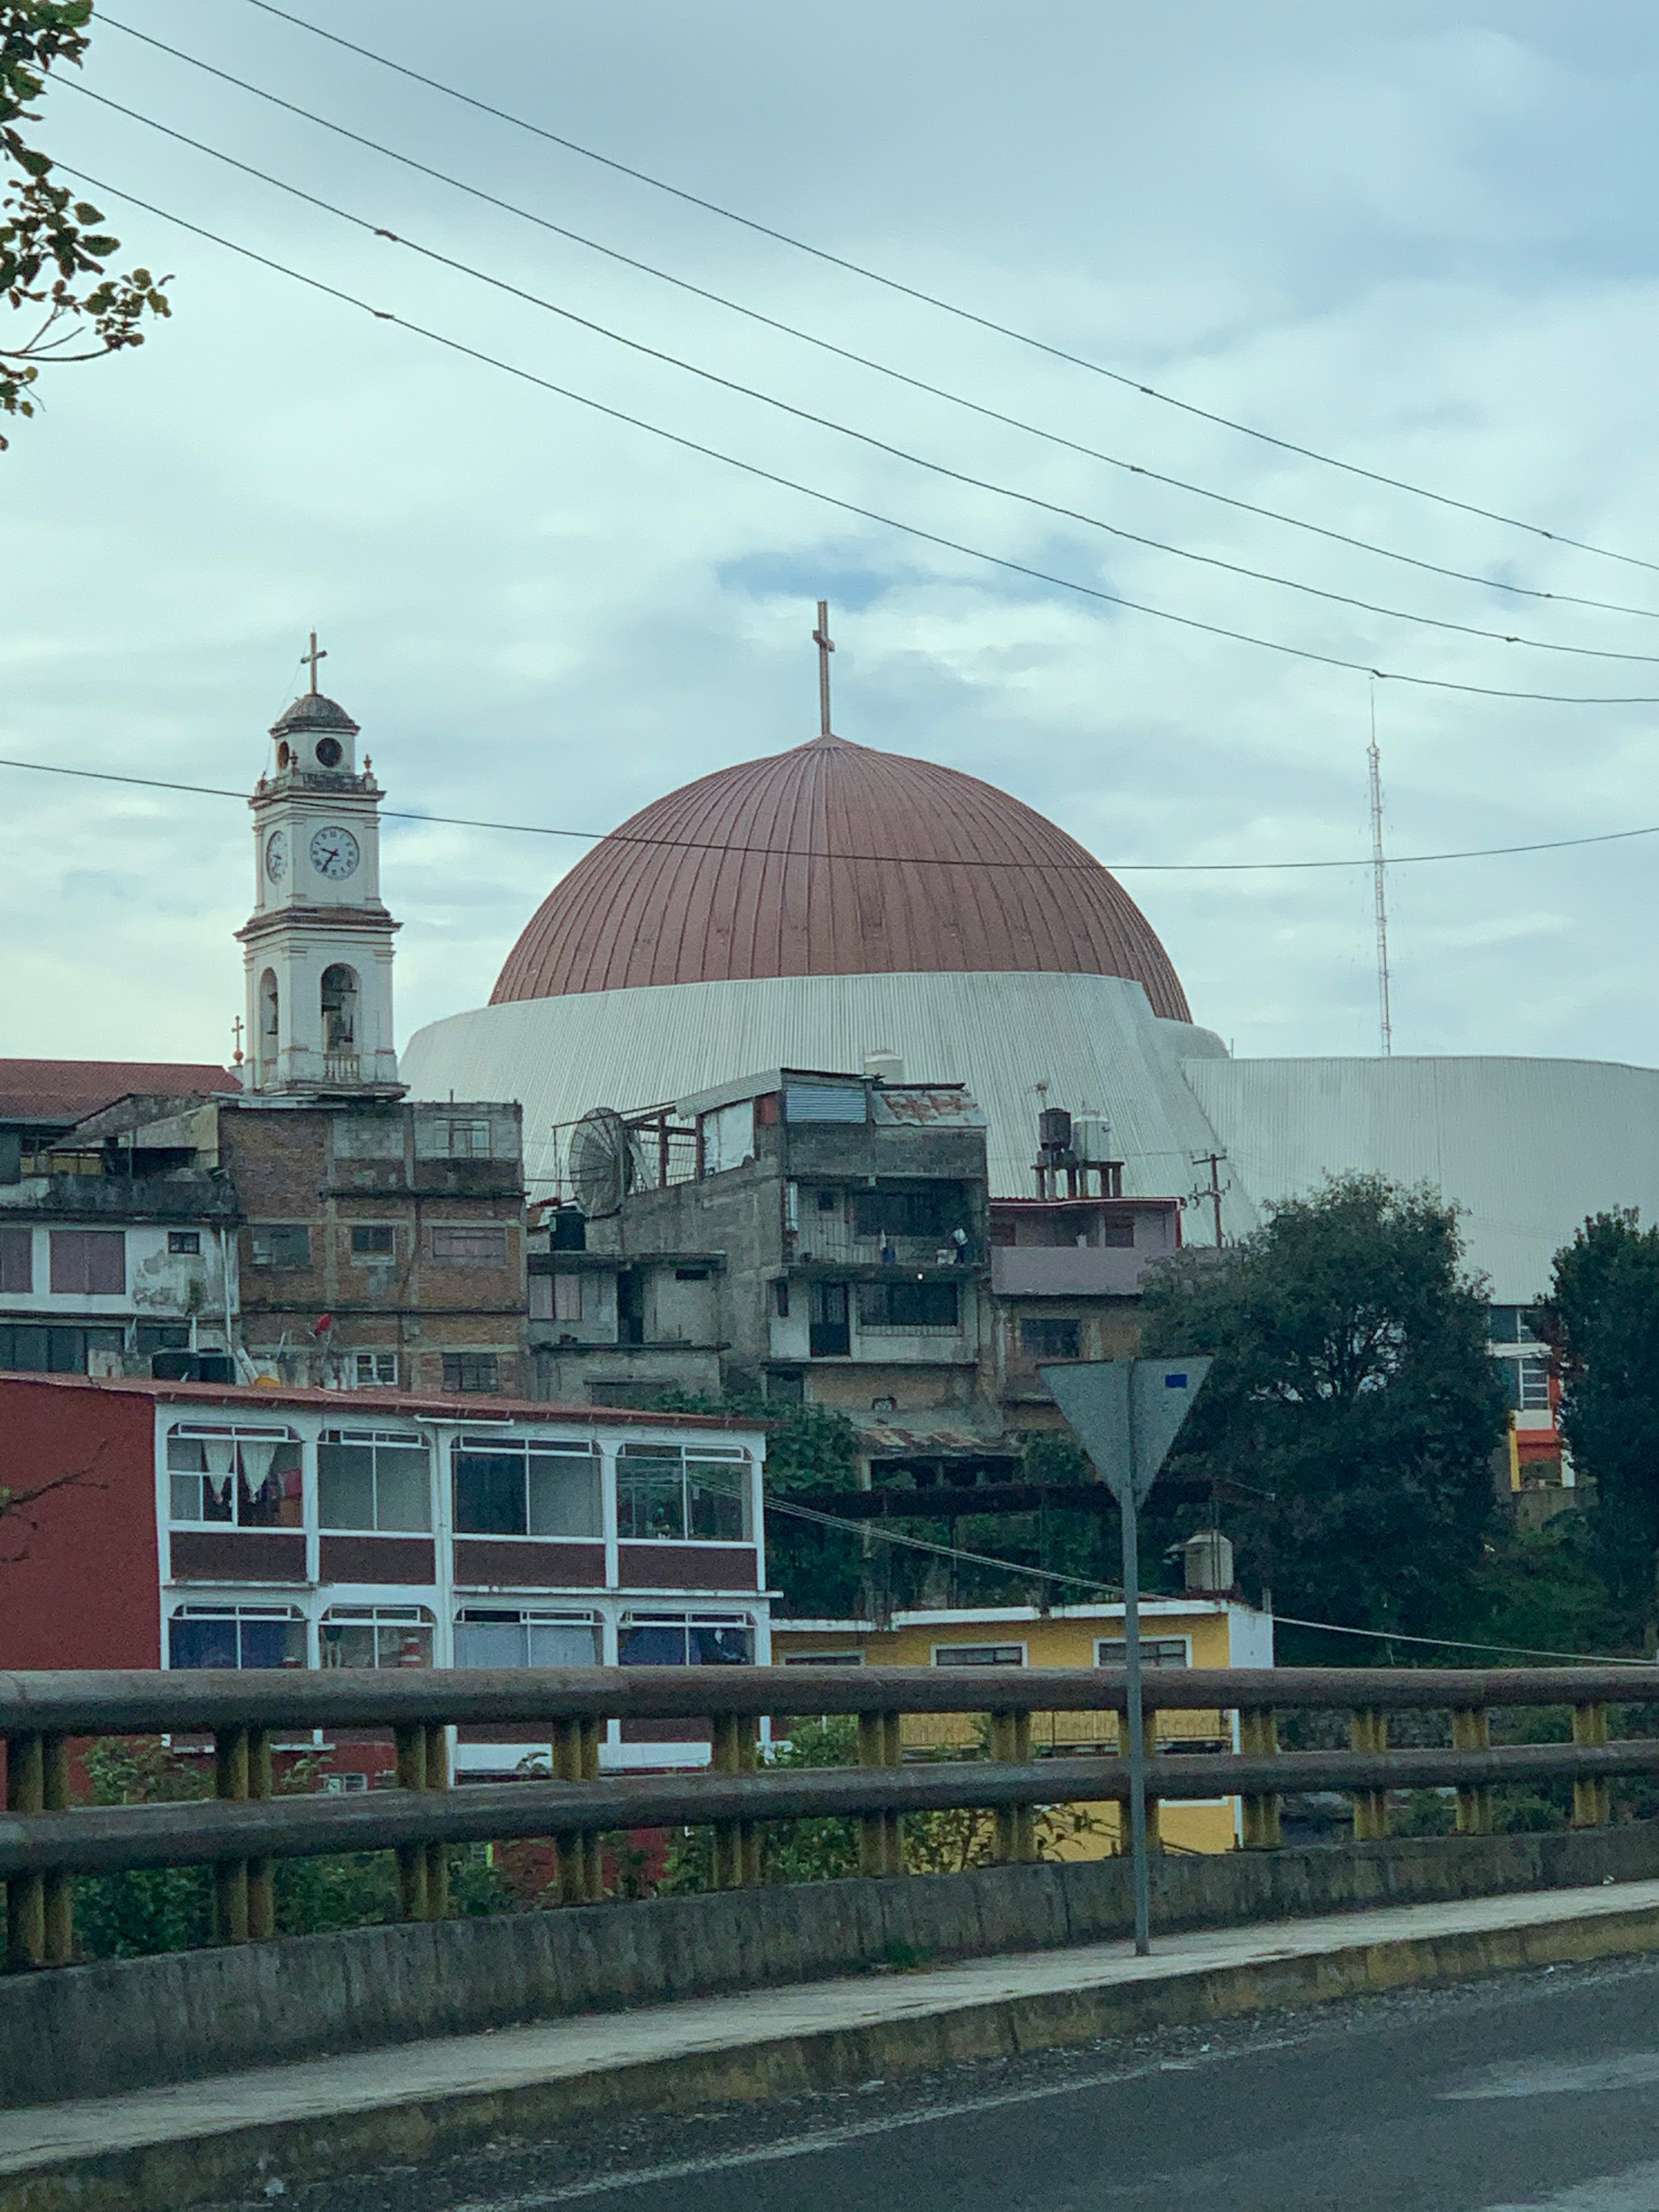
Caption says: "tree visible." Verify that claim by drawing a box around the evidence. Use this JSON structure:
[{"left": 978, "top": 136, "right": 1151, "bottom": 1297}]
[
  {"left": 2, "top": 2, "right": 170, "bottom": 447},
  {"left": 1544, "top": 1209, "right": 1659, "bottom": 1640},
  {"left": 1138, "top": 1174, "right": 1508, "bottom": 1657},
  {"left": 0, "top": 1440, "right": 106, "bottom": 1564}
]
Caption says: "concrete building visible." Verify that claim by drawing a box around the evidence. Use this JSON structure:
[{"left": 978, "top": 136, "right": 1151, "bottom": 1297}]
[
  {"left": 0, "top": 1370, "right": 770, "bottom": 1776},
  {"left": 771, "top": 1572, "right": 1274, "bottom": 1855}
]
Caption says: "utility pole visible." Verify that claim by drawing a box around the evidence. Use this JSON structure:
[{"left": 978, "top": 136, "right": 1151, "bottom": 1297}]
[
  {"left": 1368, "top": 679, "right": 1393, "bottom": 1056},
  {"left": 1195, "top": 1152, "right": 1226, "bottom": 1248}
]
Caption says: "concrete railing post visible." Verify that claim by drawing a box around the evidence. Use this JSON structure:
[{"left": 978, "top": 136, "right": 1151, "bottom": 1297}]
[
  {"left": 1452, "top": 1707, "right": 1493, "bottom": 1836},
  {"left": 1351, "top": 1708, "right": 1389, "bottom": 1842},
  {"left": 1572, "top": 1701, "right": 1612, "bottom": 1829},
  {"left": 3, "top": 1730, "right": 75, "bottom": 1968},
  {"left": 857, "top": 1711, "right": 904, "bottom": 1877},
  {"left": 394, "top": 1722, "right": 430, "bottom": 1921},
  {"left": 710, "top": 1713, "right": 761, "bottom": 1889},
  {"left": 214, "top": 1725, "right": 251, "bottom": 1944},
  {"left": 551, "top": 1717, "right": 603, "bottom": 1905},
  {"left": 1238, "top": 1707, "right": 1281, "bottom": 1849},
  {"left": 989, "top": 1709, "right": 1035, "bottom": 1864}
]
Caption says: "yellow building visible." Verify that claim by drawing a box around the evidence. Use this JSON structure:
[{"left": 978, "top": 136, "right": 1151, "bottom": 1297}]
[{"left": 770, "top": 1598, "right": 1273, "bottom": 1856}]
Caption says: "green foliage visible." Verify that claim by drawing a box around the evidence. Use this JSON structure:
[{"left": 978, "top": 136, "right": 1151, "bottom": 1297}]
[
  {"left": 2, "top": 2, "right": 171, "bottom": 445},
  {"left": 1139, "top": 1174, "right": 1509, "bottom": 1658},
  {"left": 74, "top": 1738, "right": 212, "bottom": 1957},
  {"left": 1546, "top": 1210, "right": 1659, "bottom": 1639}
]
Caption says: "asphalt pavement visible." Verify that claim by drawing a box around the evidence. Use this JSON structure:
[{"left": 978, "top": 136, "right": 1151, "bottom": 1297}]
[{"left": 238, "top": 1954, "right": 1659, "bottom": 2212}]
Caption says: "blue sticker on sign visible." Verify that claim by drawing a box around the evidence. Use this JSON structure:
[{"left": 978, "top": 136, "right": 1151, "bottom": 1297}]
[{"left": 1166, "top": 1372, "right": 1188, "bottom": 1387}]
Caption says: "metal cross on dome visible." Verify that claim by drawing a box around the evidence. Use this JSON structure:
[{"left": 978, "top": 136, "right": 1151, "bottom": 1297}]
[
  {"left": 812, "top": 600, "right": 834, "bottom": 738},
  {"left": 302, "top": 631, "right": 327, "bottom": 695}
]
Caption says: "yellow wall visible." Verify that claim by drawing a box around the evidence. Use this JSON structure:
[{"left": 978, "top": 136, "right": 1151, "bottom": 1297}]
[{"left": 772, "top": 1605, "right": 1249, "bottom": 1856}]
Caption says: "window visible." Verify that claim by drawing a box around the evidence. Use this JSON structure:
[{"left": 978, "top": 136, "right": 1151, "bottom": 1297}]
[
  {"left": 616, "top": 1444, "right": 751, "bottom": 1542},
  {"left": 318, "top": 1430, "right": 431, "bottom": 1530},
  {"left": 250, "top": 1224, "right": 311, "bottom": 1270},
  {"left": 851, "top": 1186, "right": 969, "bottom": 1241},
  {"left": 351, "top": 1224, "right": 396, "bottom": 1258},
  {"left": 817, "top": 1188, "right": 839, "bottom": 1213},
  {"left": 166, "top": 1424, "right": 302, "bottom": 1528},
  {"left": 319, "top": 1605, "right": 433, "bottom": 1669},
  {"left": 442, "top": 1119, "right": 494, "bottom": 1159},
  {"left": 431, "top": 1226, "right": 508, "bottom": 1267},
  {"left": 555, "top": 1272, "right": 584, "bottom": 1323},
  {"left": 675, "top": 1267, "right": 710, "bottom": 1283},
  {"left": 49, "top": 1229, "right": 124, "bottom": 1295},
  {"left": 167, "top": 1230, "right": 201, "bottom": 1256},
  {"left": 857, "top": 1279, "right": 960, "bottom": 1330},
  {"left": 354, "top": 1350, "right": 398, "bottom": 1386},
  {"left": 135, "top": 1321, "right": 190, "bottom": 1356},
  {"left": 453, "top": 1610, "right": 601, "bottom": 1667},
  {"left": 443, "top": 1351, "right": 500, "bottom": 1393},
  {"left": 1020, "top": 1317, "right": 1081, "bottom": 1360},
  {"left": 1099, "top": 1215, "right": 1136, "bottom": 1249},
  {"left": 1518, "top": 1356, "right": 1551, "bottom": 1412},
  {"left": 452, "top": 1435, "right": 601, "bottom": 1537},
  {"left": 0, "top": 1226, "right": 31, "bottom": 1293},
  {"left": 783, "top": 1651, "right": 865, "bottom": 1666},
  {"left": 773, "top": 1279, "right": 789, "bottom": 1319},
  {"left": 1097, "top": 1637, "right": 1189, "bottom": 1669},
  {"left": 934, "top": 1644, "right": 1025, "bottom": 1667},
  {"left": 0, "top": 1322, "right": 122, "bottom": 1373},
  {"left": 617, "top": 1612, "right": 754, "bottom": 1665},
  {"left": 808, "top": 1280, "right": 850, "bottom": 1358},
  {"left": 1488, "top": 1305, "right": 1545, "bottom": 1345},
  {"left": 699, "top": 1098, "right": 755, "bottom": 1176},
  {"left": 168, "top": 1606, "right": 306, "bottom": 1669}
]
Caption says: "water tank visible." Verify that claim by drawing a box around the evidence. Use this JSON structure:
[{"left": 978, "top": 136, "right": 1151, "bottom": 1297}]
[
  {"left": 1037, "top": 1107, "right": 1073, "bottom": 1153},
  {"left": 1073, "top": 1113, "right": 1114, "bottom": 1164},
  {"left": 1183, "top": 1530, "right": 1235, "bottom": 1594}
]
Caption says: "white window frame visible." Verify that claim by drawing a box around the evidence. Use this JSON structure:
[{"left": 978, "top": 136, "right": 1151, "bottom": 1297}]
[
  {"left": 1096, "top": 1635, "right": 1191, "bottom": 1669},
  {"left": 319, "top": 1602, "right": 436, "bottom": 1670},
  {"left": 353, "top": 1350, "right": 399, "bottom": 1387},
  {"left": 450, "top": 1433, "right": 603, "bottom": 1540},
  {"left": 165, "top": 1421, "right": 303, "bottom": 1530},
  {"left": 932, "top": 1641, "right": 1027, "bottom": 1667},
  {"left": 317, "top": 1427, "right": 432, "bottom": 1533}
]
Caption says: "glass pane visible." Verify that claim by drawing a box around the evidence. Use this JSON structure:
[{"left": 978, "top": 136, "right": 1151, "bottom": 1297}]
[
  {"left": 241, "top": 1442, "right": 303, "bottom": 1528},
  {"left": 454, "top": 1620, "right": 526, "bottom": 1668},
  {"left": 319, "top": 1621, "right": 379, "bottom": 1669},
  {"left": 527, "top": 1450, "right": 601, "bottom": 1537},
  {"left": 239, "top": 1617, "right": 306, "bottom": 1668},
  {"left": 374, "top": 1446, "right": 432, "bottom": 1531},
  {"left": 170, "top": 1616, "right": 237, "bottom": 1668},
  {"left": 453, "top": 1451, "right": 527, "bottom": 1534},
  {"left": 527, "top": 1622, "right": 600, "bottom": 1666},
  {"left": 618, "top": 1623, "right": 689, "bottom": 1664},
  {"left": 617, "top": 1461, "right": 684, "bottom": 1541},
  {"left": 690, "top": 1624, "right": 753, "bottom": 1665},
  {"left": 687, "top": 1465, "right": 748, "bottom": 1541},
  {"left": 376, "top": 1623, "right": 433, "bottom": 1667},
  {"left": 170, "top": 1471, "right": 206, "bottom": 1523},
  {"left": 318, "top": 1443, "right": 376, "bottom": 1529}
]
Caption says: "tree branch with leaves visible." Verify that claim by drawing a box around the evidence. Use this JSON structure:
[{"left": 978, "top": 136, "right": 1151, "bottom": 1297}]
[{"left": 2, "top": 1, "right": 170, "bottom": 447}]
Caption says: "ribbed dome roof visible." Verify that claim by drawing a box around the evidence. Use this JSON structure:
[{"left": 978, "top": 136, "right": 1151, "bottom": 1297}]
[
  {"left": 270, "top": 691, "right": 359, "bottom": 737},
  {"left": 492, "top": 735, "right": 1190, "bottom": 1022}
]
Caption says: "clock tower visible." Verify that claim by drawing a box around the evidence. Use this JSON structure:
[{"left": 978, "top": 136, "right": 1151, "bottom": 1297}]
[{"left": 237, "top": 649, "right": 403, "bottom": 1096}]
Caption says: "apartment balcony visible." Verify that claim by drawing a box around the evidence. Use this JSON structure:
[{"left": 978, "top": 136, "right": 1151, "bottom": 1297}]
[{"left": 990, "top": 1245, "right": 1153, "bottom": 1297}]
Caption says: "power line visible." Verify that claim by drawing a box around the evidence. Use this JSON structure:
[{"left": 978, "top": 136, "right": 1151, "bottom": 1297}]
[
  {"left": 7, "top": 748, "right": 1659, "bottom": 876},
  {"left": 61, "top": 83, "right": 1659, "bottom": 674},
  {"left": 236, "top": 0, "right": 1659, "bottom": 581},
  {"left": 92, "top": 14, "right": 1659, "bottom": 629},
  {"left": 53, "top": 164, "right": 1659, "bottom": 709}
]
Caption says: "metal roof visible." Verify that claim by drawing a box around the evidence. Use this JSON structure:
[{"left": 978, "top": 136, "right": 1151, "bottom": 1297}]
[
  {"left": 490, "top": 733, "right": 1189, "bottom": 1020},
  {"left": 0, "top": 1060, "right": 239, "bottom": 1127}
]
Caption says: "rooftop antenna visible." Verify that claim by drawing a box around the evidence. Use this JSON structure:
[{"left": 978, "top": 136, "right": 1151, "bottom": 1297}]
[
  {"left": 1367, "top": 678, "right": 1393, "bottom": 1056},
  {"left": 812, "top": 600, "right": 834, "bottom": 738}
]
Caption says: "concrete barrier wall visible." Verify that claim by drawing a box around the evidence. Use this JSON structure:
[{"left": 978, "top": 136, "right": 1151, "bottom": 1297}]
[{"left": 6, "top": 1820, "right": 1659, "bottom": 2111}]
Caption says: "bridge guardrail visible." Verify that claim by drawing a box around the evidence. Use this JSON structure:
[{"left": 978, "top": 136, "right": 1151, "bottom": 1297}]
[{"left": 4, "top": 1663, "right": 1657, "bottom": 1970}]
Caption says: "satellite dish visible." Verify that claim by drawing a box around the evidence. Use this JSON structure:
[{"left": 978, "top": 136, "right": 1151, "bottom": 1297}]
[{"left": 568, "top": 1107, "right": 642, "bottom": 1219}]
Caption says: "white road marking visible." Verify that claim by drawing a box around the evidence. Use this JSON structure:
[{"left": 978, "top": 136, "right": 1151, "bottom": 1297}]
[{"left": 1444, "top": 2053, "right": 1659, "bottom": 2101}]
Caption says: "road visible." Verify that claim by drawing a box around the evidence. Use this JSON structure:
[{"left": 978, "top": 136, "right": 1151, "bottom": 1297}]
[{"left": 250, "top": 1955, "right": 1659, "bottom": 2212}]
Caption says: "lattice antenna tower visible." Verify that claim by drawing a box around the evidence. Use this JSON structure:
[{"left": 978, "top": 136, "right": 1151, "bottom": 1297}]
[{"left": 1367, "top": 679, "right": 1393, "bottom": 1056}]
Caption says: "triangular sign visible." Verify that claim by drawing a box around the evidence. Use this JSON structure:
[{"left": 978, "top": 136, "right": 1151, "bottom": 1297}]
[{"left": 1038, "top": 1357, "right": 1213, "bottom": 1504}]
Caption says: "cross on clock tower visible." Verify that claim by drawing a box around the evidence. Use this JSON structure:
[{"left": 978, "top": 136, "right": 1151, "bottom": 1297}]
[{"left": 236, "top": 647, "right": 404, "bottom": 1096}]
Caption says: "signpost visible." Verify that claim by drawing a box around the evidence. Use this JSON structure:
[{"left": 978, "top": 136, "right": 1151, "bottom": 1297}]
[{"left": 1038, "top": 1356, "right": 1212, "bottom": 1956}]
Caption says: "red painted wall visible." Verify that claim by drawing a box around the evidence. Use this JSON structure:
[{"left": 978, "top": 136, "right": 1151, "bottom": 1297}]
[{"left": 0, "top": 1379, "right": 160, "bottom": 1667}]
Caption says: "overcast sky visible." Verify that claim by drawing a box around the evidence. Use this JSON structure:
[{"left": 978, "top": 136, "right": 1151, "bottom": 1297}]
[{"left": 6, "top": 1, "right": 1659, "bottom": 1074}]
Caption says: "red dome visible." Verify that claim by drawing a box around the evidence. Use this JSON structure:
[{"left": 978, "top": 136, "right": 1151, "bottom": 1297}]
[{"left": 492, "top": 735, "right": 1190, "bottom": 1022}]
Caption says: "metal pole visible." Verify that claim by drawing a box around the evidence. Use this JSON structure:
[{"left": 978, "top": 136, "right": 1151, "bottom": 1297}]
[{"left": 1121, "top": 1376, "right": 1151, "bottom": 1956}]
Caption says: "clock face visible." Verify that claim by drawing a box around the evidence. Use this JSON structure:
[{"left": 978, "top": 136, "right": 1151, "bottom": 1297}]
[
  {"left": 264, "top": 830, "right": 287, "bottom": 883},
  {"left": 309, "top": 826, "right": 360, "bottom": 881}
]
